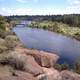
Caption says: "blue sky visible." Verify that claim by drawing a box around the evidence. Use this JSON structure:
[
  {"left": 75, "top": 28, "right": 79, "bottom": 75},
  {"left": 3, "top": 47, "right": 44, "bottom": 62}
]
[{"left": 0, "top": 0, "right": 80, "bottom": 15}]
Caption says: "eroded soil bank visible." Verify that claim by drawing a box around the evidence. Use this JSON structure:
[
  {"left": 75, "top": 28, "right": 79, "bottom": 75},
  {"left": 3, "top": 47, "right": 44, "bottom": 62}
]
[{"left": 0, "top": 43, "right": 80, "bottom": 80}]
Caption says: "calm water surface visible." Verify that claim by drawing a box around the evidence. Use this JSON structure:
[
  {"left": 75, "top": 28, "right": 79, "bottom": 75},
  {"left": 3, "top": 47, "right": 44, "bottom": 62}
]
[{"left": 13, "top": 22, "right": 80, "bottom": 65}]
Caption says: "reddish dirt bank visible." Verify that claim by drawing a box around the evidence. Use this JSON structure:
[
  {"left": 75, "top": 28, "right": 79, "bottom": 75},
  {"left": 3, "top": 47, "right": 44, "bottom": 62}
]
[{"left": 0, "top": 43, "right": 80, "bottom": 80}]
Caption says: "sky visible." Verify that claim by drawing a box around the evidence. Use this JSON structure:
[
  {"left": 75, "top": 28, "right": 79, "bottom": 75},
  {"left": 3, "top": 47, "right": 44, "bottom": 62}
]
[{"left": 0, "top": 0, "right": 80, "bottom": 15}]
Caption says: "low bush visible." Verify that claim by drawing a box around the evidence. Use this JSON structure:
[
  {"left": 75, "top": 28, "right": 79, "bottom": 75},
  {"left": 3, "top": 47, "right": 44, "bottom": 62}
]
[
  {"left": 60, "top": 63, "right": 70, "bottom": 70},
  {"left": 5, "top": 35, "right": 19, "bottom": 49},
  {"left": 74, "top": 60, "right": 80, "bottom": 74},
  {"left": 73, "top": 32, "right": 80, "bottom": 40},
  {"left": 0, "top": 30, "right": 7, "bottom": 39},
  {"left": 29, "top": 21, "right": 80, "bottom": 40},
  {"left": 54, "top": 64, "right": 62, "bottom": 71},
  {"left": 54, "top": 63, "right": 70, "bottom": 71},
  {"left": 0, "top": 38, "right": 8, "bottom": 53},
  {"left": 0, "top": 52, "right": 25, "bottom": 71},
  {"left": 0, "top": 35, "right": 19, "bottom": 53}
]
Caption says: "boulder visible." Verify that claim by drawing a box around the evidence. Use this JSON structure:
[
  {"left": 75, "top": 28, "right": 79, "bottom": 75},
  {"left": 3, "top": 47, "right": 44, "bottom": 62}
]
[
  {"left": 14, "top": 70, "right": 38, "bottom": 80},
  {"left": 40, "top": 51, "right": 59, "bottom": 67},
  {"left": 37, "top": 67, "right": 61, "bottom": 80},
  {"left": 24, "top": 55, "right": 43, "bottom": 76},
  {"left": 0, "top": 38, "right": 8, "bottom": 53},
  {"left": 16, "top": 48, "right": 59, "bottom": 68},
  {"left": 0, "top": 51, "right": 43, "bottom": 76}
]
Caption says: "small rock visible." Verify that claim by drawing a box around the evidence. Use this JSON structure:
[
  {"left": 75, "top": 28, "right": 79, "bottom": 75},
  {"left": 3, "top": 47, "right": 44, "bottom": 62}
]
[{"left": 37, "top": 67, "right": 61, "bottom": 80}]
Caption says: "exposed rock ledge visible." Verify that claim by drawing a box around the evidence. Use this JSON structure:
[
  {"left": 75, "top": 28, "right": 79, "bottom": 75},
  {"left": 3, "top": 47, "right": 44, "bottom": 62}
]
[{"left": 0, "top": 44, "right": 80, "bottom": 80}]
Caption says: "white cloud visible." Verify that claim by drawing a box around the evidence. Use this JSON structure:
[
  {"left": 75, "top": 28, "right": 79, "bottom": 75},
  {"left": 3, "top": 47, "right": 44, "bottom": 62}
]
[
  {"left": 73, "top": 0, "right": 80, "bottom": 4},
  {"left": 0, "top": 0, "right": 80, "bottom": 16},
  {"left": 0, "top": 8, "right": 32, "bottom": 15},
  {"left": 0, "top": 7, "right": 80, "bottom": 16}
]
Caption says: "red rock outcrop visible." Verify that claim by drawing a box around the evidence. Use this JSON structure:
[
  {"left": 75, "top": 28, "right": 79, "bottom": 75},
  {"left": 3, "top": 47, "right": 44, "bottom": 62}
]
[
  {"left": 37, "top": 67, "right": 61, "bottom": 80},
  {"left": 1, "top": 51, "right": 43, "bottom": 76},
  {"left": 0, "top": 71, "right": 37, "bottom": 80},
  {"left": 15, "top": 47, "right": 59, "bottom": 68},
  {"left": 37, "top": 69, "right": 80, "bottom": 80},
  {"left": 23, "top": 55, "right": 43, "bottom": 76},
  {"left": 0, "top": 44, "right": 80, "bottom": 80}
]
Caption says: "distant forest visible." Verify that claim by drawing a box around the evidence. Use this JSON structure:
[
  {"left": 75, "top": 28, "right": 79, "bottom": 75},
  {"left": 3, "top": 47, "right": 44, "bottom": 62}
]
[{"left": 6, "top": 14, "right": 80, "bottom": 27}]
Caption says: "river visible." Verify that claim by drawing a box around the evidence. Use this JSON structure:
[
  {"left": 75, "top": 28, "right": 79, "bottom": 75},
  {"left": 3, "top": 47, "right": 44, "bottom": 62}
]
[{"left": 13, "top": 21, "right": 80, "bottom": 66}]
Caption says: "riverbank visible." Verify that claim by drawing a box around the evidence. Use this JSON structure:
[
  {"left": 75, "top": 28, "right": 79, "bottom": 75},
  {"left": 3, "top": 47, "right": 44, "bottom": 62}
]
[
  {"left": 0, "top": 42, "right": 80, "bottom": 80},
  {"left": 29, "top": 21, "right": 80, "bottom": 41},
  {"left": 0, "top": 16, "right": 80, "bottom": 80}
]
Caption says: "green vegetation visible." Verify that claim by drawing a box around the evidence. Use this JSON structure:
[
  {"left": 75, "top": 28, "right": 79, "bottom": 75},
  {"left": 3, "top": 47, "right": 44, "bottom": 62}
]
[
  {"left": 0, "top": 15, "right": 23, "bottom": 72},
  {"left": 7, "top": 14, "right": 80, "bottom": 40},
  {"left": 0, "top": 35, "right": 19, "bottom": 53},
  {"left": 0, "top": 38, "right": 8, "bottom": 53},
  {"left": 54, "top": 61, "right": 80, "bottom": 74},
  {"left": 0, "top": 16, "right": 10, "bottom": 38},
  {"left": 74, "top": 59, "right": 80, "bottom": 74},
  {"left": 54, "top": 63, "right": 70, "bottom": 71},
  {"left": 10, "top": 20, "right": 21, "bottom": 28},
  {"left": 29, "top": 21, "right": 80, "bottom": 40},
  {"left": 0, "top": 52, "right": 25, "bottom": 71},
  {"left": 0, "top": 15, "right": 25, "bottom": 71},
  {"left": 7, "top": 14, "right": 80, "bottom": 27},
  {"left": 5, "top": 35, "right": 19, "bottom": 49},
  {"left": 0, "top": 15, "right": 19, "bottom": 53},
  {"left": 0, "top": 15, "right": 80, "bottom": 75}
]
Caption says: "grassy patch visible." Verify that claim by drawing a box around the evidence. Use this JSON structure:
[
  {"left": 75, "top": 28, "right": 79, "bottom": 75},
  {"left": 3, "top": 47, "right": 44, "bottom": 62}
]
[
  {"left": 0, "top": 52, "right": 25, "bottom": 71},
  {"left": 29, "top": 21, "right": 80, "bottom": 40}
]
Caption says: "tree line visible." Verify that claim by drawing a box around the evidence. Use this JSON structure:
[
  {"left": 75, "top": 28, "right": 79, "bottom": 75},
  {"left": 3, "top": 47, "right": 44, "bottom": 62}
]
[{"left": 6, "top": 14, "right": 80, "bottom": 27}]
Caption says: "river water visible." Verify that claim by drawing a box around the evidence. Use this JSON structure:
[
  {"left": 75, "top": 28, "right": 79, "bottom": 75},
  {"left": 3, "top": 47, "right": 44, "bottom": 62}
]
[{"left": 13, "top": 21, "right": 80, "bottom": 66}]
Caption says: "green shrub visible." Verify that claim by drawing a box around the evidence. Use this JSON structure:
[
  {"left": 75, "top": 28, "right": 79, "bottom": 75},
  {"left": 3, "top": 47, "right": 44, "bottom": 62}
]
[
  {"left": 29, "top": 21, "right": 80, "bottom": 40},
  {"left": 54, "top": 64, "right": 62, "bottom": 71},
  {"left": 74, "top": 61, "right": 80, "bottom": 74},
  {"left": 5, "top": 35, "right": 19, "bottom": 49},
  {"left": 60, "top": 63, "right": 69, "bottom": 70},
  {"left": 5, "top": 35, "right": 19, "bottom": 41},
  {"left": 54, "top": 63, "right": 70, "bottom": 71},
  {"left": 0, "top": 52, "right": 25, "bottom": 71},
  {"left": 43, "top": 25, "right": 47, "bottom": 29},
  {"left": 0, "top": 38, "right": 8, "bottom": 53},
  {"left": 73, "top": 32, "right": 80, "bottom": 40},
  {"left": 0, "top": 30, "right": 7, "bottom": 38},
  {"left": 0, "top": 45, "right": 8, "bottom": 53}
]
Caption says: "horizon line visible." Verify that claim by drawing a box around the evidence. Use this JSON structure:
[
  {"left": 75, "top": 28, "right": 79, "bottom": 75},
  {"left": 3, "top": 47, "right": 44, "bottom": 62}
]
[{"left": 2, "top": 13, "right": 80, "bottom": 16}]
